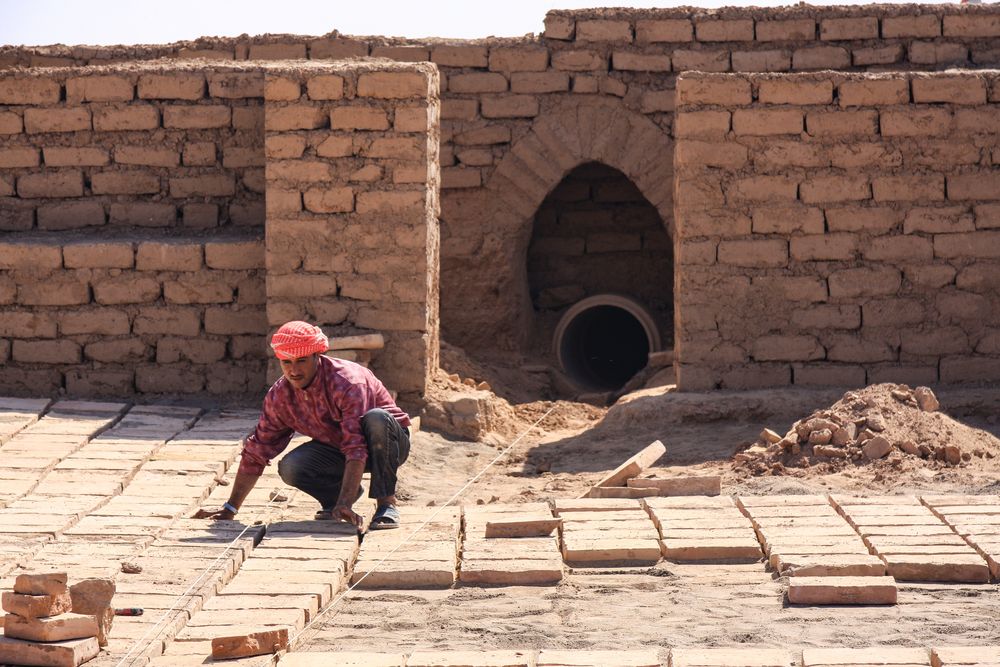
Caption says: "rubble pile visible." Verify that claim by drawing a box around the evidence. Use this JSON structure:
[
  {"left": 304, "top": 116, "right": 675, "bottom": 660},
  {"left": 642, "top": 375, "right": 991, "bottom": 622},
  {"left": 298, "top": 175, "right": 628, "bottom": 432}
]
[{"left": 735, "top": 384, "right": 998, "bottom": 476}]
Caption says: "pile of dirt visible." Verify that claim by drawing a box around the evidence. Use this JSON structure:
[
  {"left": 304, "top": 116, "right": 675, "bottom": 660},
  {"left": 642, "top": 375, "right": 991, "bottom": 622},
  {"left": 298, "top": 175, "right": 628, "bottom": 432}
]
[{"left": 734, "top": 383, "right": 1000, "bottom": 478}]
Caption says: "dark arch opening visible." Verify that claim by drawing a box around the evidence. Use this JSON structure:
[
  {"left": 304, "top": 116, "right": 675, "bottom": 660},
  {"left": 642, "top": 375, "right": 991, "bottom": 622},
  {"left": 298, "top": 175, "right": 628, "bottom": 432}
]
[{"left": 527, "top": 161, "right": 674, "bottom": 392}]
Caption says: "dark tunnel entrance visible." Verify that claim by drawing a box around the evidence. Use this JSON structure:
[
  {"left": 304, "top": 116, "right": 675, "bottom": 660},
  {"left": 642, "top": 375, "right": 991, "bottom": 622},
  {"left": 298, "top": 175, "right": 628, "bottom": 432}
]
[{"left": 527, "top": 161, "right": 674, "bottom": 392}]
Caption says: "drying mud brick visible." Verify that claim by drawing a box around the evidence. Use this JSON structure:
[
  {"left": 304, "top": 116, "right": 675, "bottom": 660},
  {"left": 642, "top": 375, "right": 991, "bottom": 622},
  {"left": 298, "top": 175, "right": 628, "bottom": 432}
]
[
  {"left": 210, "top": 627, "right": 288, "bottom": 659},
  {"left": 931, "top": 646, "right": 1000, "bottom": 666},
  {"left": 536, "top": 649, "right": 659, "bottom": 666},
  {"left": 590, "top": 440, "right": 666, "bottom": 491},
  {"left": 484, "top": 516, "right": 561, "bottom": 538},
  {"left": 787, "top": 576, "right": 898, "bottom": 605},
  {"left": 883, "top": 555, "right": 991, "bottom": 583},
  {"left": 2, "top": 591, "right": 72, "bottom": 618},
  {"left": 670, "top": 648, "right": 795, "bottom": 667},
  {"left": 458, "top": 559, "right": 563, "bottom": 585},
  {"left": 627, "top": 475, "right": 721, "bottom": 496},
  {"left": 13, "top": 573, "right": 67, "bottom": 596},
  {"left": 802, "top": 647, "right": 931, "bottom": 666},
  {"left": 3, "top": 612, "right": 99, "bottom": 642},
  {"left": 0, "top": 635, "right": 100, "bottom": 667}
]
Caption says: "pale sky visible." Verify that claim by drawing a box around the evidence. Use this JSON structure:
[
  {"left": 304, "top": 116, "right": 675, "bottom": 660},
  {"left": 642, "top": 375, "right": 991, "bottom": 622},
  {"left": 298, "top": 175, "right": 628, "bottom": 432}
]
[{"left": 0, "top": 0, "right": 946, "bottom": 47}]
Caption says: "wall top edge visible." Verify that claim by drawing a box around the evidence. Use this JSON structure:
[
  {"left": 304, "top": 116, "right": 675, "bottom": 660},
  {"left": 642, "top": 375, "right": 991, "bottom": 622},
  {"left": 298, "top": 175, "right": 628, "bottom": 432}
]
[
  {"left": 546, "top": 3, "right": 999, "bottom": 22},
  {"left": 677, "top": 67, "right": 1000, "bottom": 82},
  {"left": 0, "top": 57, "right": 440, "bottom": 78}
]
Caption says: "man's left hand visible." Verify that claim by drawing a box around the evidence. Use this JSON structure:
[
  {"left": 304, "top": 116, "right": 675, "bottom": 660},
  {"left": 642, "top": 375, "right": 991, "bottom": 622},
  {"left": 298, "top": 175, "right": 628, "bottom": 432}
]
[{"left": 332, "top": 504, "right": 363, "bottom": 529}]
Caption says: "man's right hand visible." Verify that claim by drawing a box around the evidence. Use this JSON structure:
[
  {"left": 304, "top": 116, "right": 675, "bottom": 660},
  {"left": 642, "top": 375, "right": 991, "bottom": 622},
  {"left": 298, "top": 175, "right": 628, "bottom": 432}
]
[{"left": 192, "top": 507, "right": 236, "bottom": 521}]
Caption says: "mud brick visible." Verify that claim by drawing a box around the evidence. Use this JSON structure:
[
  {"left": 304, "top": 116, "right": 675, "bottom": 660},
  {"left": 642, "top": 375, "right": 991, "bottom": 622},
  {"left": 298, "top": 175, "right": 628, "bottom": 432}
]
[
  {"left": 264, "top": 76, "right": 300, "bottom": 101},
  {"left": 162, "top": 104, "right": 231, "bottom": 129},
  {"left": 357, "top": 71, "right": 429, "bottom": 99},
  {"left": 575, "top": 19, "right": 632, "bottom": 42},
  {"left": 884, "top": 555, "right": 990, "bottom": 582},
  {"left": 207, "top": 72, "right": 264, "bottom": 98},
  {"left": 484, "top": 516, "right": 561, "bottom": 538},
  {"left": 14, "top": 572, "right": 68, "bottom": 596},
  {"left": 733, "top": 109, "right": 803, "bottom": 135},
  {"left": 913, "top": 75, "right": 987, "bottom": 105},
  {"left": 671, "top": 648, "right": 793, "bottom": 667},
  {"left": 204, "top": 240, "right": 264, "bottom": 270},
  {"left": 773, "top": 554, "right": 886, "bottom": 577},
  {"left": 24, "top": 107, "right": 91, "bottom": 134},
  {"left": 136, "top": 241, "right": 203, "bottom": 271},
  {"left": 138, "top": 73, "right": 205, "bottom": 100},
  {"left": 169, "top": 174, "right": 235, "bottom": 197},
  {"left": 0, "top": 110, "right": 23, "bottom": 134},
  {"left": 944, "top": 14, "right": 1000, "bottom": 37},
  {"left": 458, "top": 559, "right": 563, "bottom": 585},
  {"left": 209, "top": 627, "right": 287, "bottom": 660},
  {"left": 17, "top": 171, "right": 83, "bottom": 199},
  {"left": 0, "top": 77, "right": 60, "bottom": 104},
  {"left": 2, "top": 591, "right": 72, "bottom": 617},
  {"left": 731, "top": 49, "right": 791, "bottom": 72},
  {"left": 882, "top": 108, "right": 953, "bottom": 136},
  {"left": 561, "top": 538, "right": 661, "bottom": 565},
  {"left": 807, "top": 110, "right": 878, "bottom": 136},
  {"left": 852, "top": 44, "right": 904, "bottom": 66},
  {"left": 787, "top": 575, "right": 897, "bottom": 605},
  {"left": 793, "top": 46, "right": 850, "bottom": 70},
  {"left": 628, "top": 476, "right": 721, "bottom": 496},
  {"left": 93, "top": 105, "right": 159, "bottom": 131},
  {"left": 113, "top": 145, "right": 178, "bottom": 168},
  {"left": 800, "top": 175, "right": 870, "bottom": 204},
  {"left": 91, "top": 171, "right": 160, "bottom": 195},
  {"left": 265, "top": 105, "right": 326, "bottom": 131},
  {"left": 36, "top": 201, "right": 105, "bottom": 230},
  {"left": 277, "top": 654, "right": 403, "bottom": 667},
  {"left": 804, "top": 646, "right": 930, "bottom": 665},
  {"left": 351, "top": 560, "right": 455, "bottom": 588},
  {"left": 66, "top": 75, "right": 133, "bottom": 102},
  {"left": 674, "top": 110, "right": 730, "bottom": 137},
  {"left": 0, "top": 146, "right": 39, "bottom": 168},
  {"left": 4, "top": 612, "right": 98, "bottom": 642},
  {"left": 0, "top": 635, "right": 99, "bottom": 667},
  {"left": 821, "top": 16, "right": 878, "bottom": 40},
  {"left": 489, "top": 47, "right": 548, "bottom": 72},
  {"left": 43, "top": 147, "right": 109, "bottom": 167},
  {"left": 249, "top": 42, "right": 306, "bottom": 59},
  {"left": 591, "top": 440, "right": 666, "bottom": 489},
  {"left": 838, "top": 79, "right": 909, "bottom": 107},
  {"left": 611, "top": 52, "right": 670, "bottom": 72},
  {"left": 407, "top": 650, "right": 533, "bottom": 667},
  {"left": 673, "top": 50, "right": 730, "bottom": 73},
  {"left": 718, "top": 238, "right": 788, "bottom": 267},
  {"left": 659, "top": 538, "right": 762, "bottom": 561},
  {"left": 636, "top": 18, "right": 693, "bottom": 42},
  {"left": 884, "top": 15, "right": 941, "bottom": 38}
]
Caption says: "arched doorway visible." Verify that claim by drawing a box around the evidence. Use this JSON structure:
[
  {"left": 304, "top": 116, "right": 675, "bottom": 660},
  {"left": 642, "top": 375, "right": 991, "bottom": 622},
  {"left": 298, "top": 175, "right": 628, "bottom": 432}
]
[{"left": 527, "top": 162, "right": 674, "bottom": 390}]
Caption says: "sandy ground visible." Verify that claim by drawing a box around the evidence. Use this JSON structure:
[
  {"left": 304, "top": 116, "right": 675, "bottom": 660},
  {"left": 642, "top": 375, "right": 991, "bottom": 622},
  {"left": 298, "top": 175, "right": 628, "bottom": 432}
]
[{"left": 287, "top": 383, "right": 1000, "bottom": 654}]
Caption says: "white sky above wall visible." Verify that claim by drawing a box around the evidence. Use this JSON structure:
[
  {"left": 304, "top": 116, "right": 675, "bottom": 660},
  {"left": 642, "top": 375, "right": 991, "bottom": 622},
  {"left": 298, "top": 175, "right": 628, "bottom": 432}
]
[{"left": 0, "top": 0, "right": 949, "bottom": 47}]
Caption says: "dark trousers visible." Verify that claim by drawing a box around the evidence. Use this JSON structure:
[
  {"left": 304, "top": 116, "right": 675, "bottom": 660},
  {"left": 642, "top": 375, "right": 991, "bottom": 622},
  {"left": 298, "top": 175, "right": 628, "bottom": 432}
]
[{"left": 276, "top": 408, "right": 410, "bottom": 509}]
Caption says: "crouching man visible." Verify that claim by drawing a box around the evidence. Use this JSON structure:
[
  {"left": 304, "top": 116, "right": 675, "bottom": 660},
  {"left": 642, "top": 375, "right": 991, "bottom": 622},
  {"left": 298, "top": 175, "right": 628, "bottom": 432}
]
[{"left": 195, "top": 321, "right": 410, "bottom": 529}]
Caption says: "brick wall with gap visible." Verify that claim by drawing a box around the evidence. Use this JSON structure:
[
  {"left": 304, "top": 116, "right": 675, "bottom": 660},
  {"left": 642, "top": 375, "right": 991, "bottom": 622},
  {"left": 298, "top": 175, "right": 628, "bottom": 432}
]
[
  {"left": 0, "top": 62, "right": 265, "bottom": 231},
  {"left": 5, "top": 5, "right": 1000, "bottom": 355},
  {"left": 673, "top": 69, "right": 1000, "bottom": 390},
  {"left": 263, "top": 61, "right": 440, "bottom": 399},
  {"left": 0, "top": 235, "right": 267, "bottom": 396}
]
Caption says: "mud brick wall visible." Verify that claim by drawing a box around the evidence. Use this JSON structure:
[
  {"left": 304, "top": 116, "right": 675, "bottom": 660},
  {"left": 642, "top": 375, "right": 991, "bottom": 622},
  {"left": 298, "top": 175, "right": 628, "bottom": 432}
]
[
  {"left": 0, "top": 62, "right": 265, "bottom": 231},
  {"left": 8, "top": 5, "right": 1000, "bottom": 355},
  {"left": 0, "top": 235, "right": 266, "bottom": 395},
  {"left": 673, "top": 70, "right": 1000, "bottom": 390},
  {"left": 263, "top": 62, "right": 440, "bottom": 399}
]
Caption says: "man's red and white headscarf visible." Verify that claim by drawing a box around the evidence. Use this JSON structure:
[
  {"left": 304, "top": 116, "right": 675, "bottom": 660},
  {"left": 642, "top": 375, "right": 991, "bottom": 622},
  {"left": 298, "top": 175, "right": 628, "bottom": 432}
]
[{"left": 270, "top": 321, "right": 329, "bottom": 360}]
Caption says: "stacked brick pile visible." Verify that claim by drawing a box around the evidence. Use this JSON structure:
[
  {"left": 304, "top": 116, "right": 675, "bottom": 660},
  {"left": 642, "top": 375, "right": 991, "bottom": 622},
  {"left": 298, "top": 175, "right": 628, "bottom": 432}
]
[
  {"left": 460, "top": 503, "right": 563, "bottom": 585},
  {"left": 0, "top": 573, "right": 101, "bottom": 667}
]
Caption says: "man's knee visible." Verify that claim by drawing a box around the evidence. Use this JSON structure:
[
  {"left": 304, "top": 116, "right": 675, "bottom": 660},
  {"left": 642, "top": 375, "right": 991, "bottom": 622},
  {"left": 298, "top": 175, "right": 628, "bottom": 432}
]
[
  {"left": 361, "top": 409, "right": 394, "bottom": 449},
  {"left": 277, "top": 453, "right": 306, "bottom": 487}
]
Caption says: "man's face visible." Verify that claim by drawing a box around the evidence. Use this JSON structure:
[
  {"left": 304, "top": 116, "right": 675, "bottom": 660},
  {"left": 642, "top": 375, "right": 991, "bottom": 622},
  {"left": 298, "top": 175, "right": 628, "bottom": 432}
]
[{"left": 280, "top": 354, "right": 319, "bottom": 390}]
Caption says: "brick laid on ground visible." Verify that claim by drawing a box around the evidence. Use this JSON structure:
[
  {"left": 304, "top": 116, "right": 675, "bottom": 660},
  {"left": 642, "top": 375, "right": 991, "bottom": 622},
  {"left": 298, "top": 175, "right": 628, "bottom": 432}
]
[
  {"left": 802, "top": 646, "right": 931, "bottom": 666},
  {"left": 0, "top": 635, "right": 100, "bottom": 667},
  {"left": 787, "top": 575, "right": 898, "bottom": 605},
  {"left": 648, "top": 496, "right": 761, "bottom": 562}
]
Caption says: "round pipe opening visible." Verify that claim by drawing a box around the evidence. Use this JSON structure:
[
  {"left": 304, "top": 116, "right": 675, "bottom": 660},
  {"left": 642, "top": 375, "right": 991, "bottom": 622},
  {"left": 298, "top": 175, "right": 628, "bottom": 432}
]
[{"left": 554, "top": 294, "right": 661, "bottom": 392}]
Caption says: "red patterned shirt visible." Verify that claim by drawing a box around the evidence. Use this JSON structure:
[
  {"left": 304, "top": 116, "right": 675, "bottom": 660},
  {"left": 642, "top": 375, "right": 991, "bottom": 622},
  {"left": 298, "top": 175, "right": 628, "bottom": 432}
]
[{"left": 239, "top": 355, "right": 410, "bottom": 475}]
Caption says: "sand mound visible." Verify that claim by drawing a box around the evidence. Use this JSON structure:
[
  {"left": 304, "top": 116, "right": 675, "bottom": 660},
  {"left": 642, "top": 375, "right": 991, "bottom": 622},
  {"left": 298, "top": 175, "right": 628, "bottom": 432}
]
[{"left": 734, "top": 383, "right": 1000, "bottom": 477}]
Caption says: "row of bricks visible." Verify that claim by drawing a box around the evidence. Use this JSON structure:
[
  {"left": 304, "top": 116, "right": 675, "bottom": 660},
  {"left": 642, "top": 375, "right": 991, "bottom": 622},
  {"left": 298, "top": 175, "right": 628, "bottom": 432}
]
[
  {"left": 0, "top": 274, "right": 263, "bottom": 308},
  {"left": 0, "top": 239, "right": 262, "bottom": 271},
  {"left": 546, "top": 13, "right": 1000, "bottom": 43},
  {"left": 676, "top": 357, "right": 998, "bottom": 389},
  {"left": 2, "top": 307, "right": 264, "bottom": 339},
  {"left": 2, "top": 170, "right": 257, "bottom": 199},
  {"left": 0, "top": 362, "right": 267, "bottom": 395},
  {"left": 679, "top": 232, "right": 1000, "bottom": 265},
  {"left": 0, "top": 70, "right": 431, "bottom": 106},
  {"left": 680, "top": 175, "right": 1000, "bottom": 208},
  {"left": 680, "top": 205, "right": 1000, "bottom": 238},
  {"left": 0, "top": 105, "right": 260, "bottom": 134},
  {"left": 679, "top": 73, "right": 1000, "bottom": 108},
  {"left": 0, "top": 143, "right": 263, "bottom": 169},
  {"left": 0, "top": 201, "right": 260, "bottom": 232},
  {"left": 676, "top": 109, "right": 1000, "bottom": 140}
]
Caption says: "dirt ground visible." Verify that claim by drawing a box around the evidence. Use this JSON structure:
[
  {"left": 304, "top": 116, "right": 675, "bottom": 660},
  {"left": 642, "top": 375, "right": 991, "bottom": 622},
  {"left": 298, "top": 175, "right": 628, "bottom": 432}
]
[{"left": 290, "top": 368, "right": 1000, "bottom": 655}]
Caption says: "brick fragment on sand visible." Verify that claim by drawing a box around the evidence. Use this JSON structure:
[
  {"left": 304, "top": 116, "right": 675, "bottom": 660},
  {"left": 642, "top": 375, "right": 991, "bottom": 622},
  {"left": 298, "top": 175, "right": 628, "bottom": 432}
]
[
  {"left": 670, "top": 647, "right": 794, "bottom": 667},
  {"left": 627, "top": 475, "right": 721, "bottom": 496},
  {"left": 787, "top": 576, "right": 897, "bottom": 605},
  {"left": 484, "top": 515, "right": 561, "bottom": 538},
  {"left": 210, "top": 627, "right": 288, "bottom": 659},
  {"left": 2, "top": 591, "right": 72, "bottom": 618},
  {"left": 3, "top": 613, "right": 99, "bottom": 642},
  {"left": 14, "top": 572, "right": 68, "bottom": 596},
  {"left": 589, "top": 440, "right": 666, "bottom": 492},
  {"left": 0, "top": 635, "right": 100, "bottom": 667}
]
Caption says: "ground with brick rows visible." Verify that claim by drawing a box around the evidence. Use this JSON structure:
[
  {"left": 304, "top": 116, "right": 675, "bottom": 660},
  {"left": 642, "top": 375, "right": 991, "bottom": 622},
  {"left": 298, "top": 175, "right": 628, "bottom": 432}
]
[{"left": 1, "top": 389, "right": 999, "bottom": 667}]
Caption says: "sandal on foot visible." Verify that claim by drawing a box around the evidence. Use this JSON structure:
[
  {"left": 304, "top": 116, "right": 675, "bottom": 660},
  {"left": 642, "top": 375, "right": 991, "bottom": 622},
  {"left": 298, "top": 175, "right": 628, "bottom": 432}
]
[
  {"left": 369, "top": 505, "right": 400, "bottom": 530},
  {"left": 314, "top": 508, "right": 335, "bottom": 521}
]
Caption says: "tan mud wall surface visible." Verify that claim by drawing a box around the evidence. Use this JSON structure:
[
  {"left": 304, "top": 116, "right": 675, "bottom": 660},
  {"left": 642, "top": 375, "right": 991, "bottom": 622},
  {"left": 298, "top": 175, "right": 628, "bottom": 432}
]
[{"left": 673, "top": 70, "right": 1000, "bottom": 391}]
